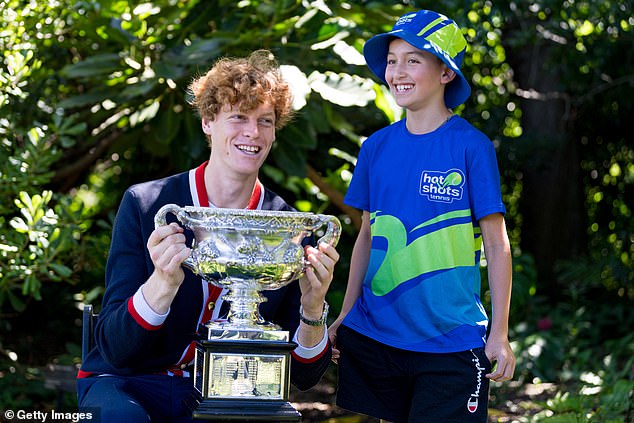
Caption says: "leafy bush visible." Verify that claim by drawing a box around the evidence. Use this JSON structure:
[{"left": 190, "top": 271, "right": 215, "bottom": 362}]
[
  {"left": 1, "top": 1, "right": 632, "bottom": 420},
  {"left": 501, "top": 254, "right": 634, "bottom": 421}
]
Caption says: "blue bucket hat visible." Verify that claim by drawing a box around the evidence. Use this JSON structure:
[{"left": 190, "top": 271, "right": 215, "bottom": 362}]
[{"left": 363, "top": 10, "right": 471, "bottom": 109}]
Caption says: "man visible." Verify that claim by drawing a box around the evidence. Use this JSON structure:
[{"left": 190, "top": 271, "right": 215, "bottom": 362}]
[{"left": 78, "top": 50, "right": 339, "bottom": 422}]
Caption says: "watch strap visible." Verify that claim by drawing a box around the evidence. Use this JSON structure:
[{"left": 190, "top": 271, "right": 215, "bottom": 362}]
[{"left": 299, "top": 302, "right": 329, "bottom": 326}]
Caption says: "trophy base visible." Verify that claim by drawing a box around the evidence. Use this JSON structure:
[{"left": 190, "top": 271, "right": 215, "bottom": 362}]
[
  {"left": 191, "top": 338, "right": 300, "bottom": 421},
  {"left": 204, "top": 321, "right": 290, "bottom": 342},
  {"left": 187, "top": 397, "right": 302, "bottom": 421}
]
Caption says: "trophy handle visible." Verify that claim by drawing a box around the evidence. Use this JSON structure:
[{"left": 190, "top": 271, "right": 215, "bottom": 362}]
[
  {"left": 314, "top": 214, "right": 342, "bottom": 248},
  {"left": 154, "top": 204, "right": 184, "bottom": 228},
  {"left": 154, "top": 204, "right": 197, "bottom": 270}
]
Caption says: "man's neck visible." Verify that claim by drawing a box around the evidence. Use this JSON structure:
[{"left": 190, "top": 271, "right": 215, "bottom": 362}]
[{"left": 204, "top": 166, "right": 258, "bottom": 209}]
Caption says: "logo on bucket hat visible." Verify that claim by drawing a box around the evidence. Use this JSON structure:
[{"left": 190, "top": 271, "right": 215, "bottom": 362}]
[{"left": 363, "top": 10, "right": 471, "bottom": 108}]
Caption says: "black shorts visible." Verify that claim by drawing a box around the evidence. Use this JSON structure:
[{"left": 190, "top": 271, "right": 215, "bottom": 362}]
[{"left": 335, "top": 325, "right": 491, "bottom": 423}]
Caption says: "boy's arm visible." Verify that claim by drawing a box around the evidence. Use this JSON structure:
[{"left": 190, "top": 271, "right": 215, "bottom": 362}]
[
  {"left": 328, "top": 211, "right": 372, "bottom": 351},
  {"left": 480, "top": 212, "right": 516, "bottom": 382}
]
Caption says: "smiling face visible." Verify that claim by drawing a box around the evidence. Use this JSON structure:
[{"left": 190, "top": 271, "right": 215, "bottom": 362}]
[
  {"left": 203, "top": 102, "right": 276, "bottom": 178},
  {"left": 384, "top": 38, "right": 455, "bottom": 112}
]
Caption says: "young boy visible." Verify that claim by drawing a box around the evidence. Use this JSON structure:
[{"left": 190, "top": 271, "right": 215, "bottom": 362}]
[{"left": 329, "top": 10, "right": 516, "bottom": 422}]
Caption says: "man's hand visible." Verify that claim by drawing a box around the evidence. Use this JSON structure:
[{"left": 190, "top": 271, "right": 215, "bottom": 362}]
[
  {"left": 296, "top": 242, "right": 339, "bottom": 348},
  {"left": 143, "top": 223, "right": 191, "bottom": 314},
  {"left": 147, "top": 223, "right": 190, "bottom": 287},
  {"left": 299, "top": 242, "right": 339, "bottom": 318}
]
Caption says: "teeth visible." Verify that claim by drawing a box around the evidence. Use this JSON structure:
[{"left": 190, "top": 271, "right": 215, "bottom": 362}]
[
  {"left": 396, "top": 84, "right": 413, "bottom": 92},
  {"left": 237, "top": 145, "right": 260, "bottom": 154}
]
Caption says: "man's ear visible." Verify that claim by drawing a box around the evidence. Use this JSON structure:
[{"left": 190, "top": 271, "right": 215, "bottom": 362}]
[
  {"left": 441, "top": 67, "right": 457, "bottom": 84},
  {"left": 201, "top": 118, "right": 213, "bottom": 135}
]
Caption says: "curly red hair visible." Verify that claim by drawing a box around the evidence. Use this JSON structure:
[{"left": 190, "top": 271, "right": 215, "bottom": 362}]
[{"left": 189, "top": 50, "right": 293, "bottom": 130}]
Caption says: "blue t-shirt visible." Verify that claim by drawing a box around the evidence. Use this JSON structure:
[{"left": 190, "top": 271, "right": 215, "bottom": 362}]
[{"left": 343, "top": 116, "right": 505, "bottom": 353}]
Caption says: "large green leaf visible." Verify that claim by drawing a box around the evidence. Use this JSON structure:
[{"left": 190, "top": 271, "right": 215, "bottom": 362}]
[
  {"left": 152, "top": 60, "right": 188, "bottom": 80},
  {"left": 60, "top": 54, "right": 122, "bottom": 78},
  {"left": 58, "top": 90, "right": 116, "bottom": 109},
  {"left": 308, "top": 71, "right": 376, "bottom": 107},
  {"left": 162, "top": 38, "right": 231, "bottom": 65},
  {"left": 152, "top": 104, "right": 183, "bottom": 146},
  {"left": 271, "top": 139, "right": 308, "bottom": 177},
  {"left": 118, "top": 80, "right": 159, "bottom": 100},
  {"left": 278, "top": 117, "right": 317, "bottom": 149}
]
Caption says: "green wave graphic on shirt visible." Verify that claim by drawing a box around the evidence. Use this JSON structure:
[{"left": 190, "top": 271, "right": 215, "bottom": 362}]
[{"left": 369, "top": 210, "right": 481, "bottom": 296}]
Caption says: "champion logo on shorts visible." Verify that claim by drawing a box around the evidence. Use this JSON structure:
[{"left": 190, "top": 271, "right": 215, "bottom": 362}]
[
  {"left": 467, "top": 395, "right": 478, "bottom": 413},
  {"left": 467, "top": 349, "right": 485, "bottom": 413}
]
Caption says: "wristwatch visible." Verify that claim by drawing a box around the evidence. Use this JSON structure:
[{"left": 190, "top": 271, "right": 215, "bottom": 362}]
[{"left": 299, "top": 302, "right": 329, "bottom": 326}]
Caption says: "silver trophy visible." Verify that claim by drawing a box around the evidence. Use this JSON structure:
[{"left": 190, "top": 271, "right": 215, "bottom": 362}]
[{"left": 154, "top": 204, "right": 341, "bottom": 421}]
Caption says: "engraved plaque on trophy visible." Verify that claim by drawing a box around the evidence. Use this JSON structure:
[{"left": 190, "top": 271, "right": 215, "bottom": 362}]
[{"left": 155, "top": 205, "right": 341, "bottom": 421}]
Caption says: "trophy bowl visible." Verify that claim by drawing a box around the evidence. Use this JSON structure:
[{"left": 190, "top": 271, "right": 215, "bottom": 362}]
[{"left": 154, "top": 204, "right": 341, "bottom": 332}]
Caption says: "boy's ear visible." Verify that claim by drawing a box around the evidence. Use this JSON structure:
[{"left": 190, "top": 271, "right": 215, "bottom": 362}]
[{"left": 441, "top": 67, "right": 457, "bottom": 84}]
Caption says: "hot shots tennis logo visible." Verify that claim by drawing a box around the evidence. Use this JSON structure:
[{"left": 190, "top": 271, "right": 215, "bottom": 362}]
[{"left": 419, "top": 169, "right": 465, "bottom": 203}]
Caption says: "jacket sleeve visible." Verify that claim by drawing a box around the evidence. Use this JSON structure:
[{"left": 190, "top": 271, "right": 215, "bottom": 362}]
[
  {"left": 94, "top": 188, "right": 170, "bottom": 371},
  {"left": 290, "top": 332, "right": 332, "bottom": 391}
]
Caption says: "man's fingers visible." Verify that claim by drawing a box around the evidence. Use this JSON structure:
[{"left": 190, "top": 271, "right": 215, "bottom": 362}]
[
  {"left": 148, "top": 223, "right": 183, "bottom": 247},
  {"left": 319, "top": 242, "right": 339, "bottom": 261},
  {"left": 304, "top": 244, "right": 336, "bottom": 283},
  {"left": 148, "top": 223, "right": 190, "bottom": 274}
]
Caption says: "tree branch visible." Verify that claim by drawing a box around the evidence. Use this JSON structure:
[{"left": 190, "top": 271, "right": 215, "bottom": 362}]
[{"left": 51, "top": 130, "right": 120, "bottom": 192}]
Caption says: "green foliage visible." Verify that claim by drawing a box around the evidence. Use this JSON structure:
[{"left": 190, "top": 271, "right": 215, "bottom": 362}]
[
  {"left": 0, "top": 88, "right": 91, "bottom": 315},
  {"left": 503, "top": 254, "right": 634, "bottom": 421},
  {"left": 0, "top": 362, "right": 54, "bottom": 410},
  {"left": 1, "top": 0, "right": 633, "bottom": 419},
  {"left": 530, "top": 374, "right": 634, "bottom": 422},
  {"left": 2, "top": 192, "right": 70, "bottom": 307}
]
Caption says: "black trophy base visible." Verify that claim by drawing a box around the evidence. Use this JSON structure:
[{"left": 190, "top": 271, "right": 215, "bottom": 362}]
[{"left": 187, "top": 396, "right": 302, "bottom": 421}]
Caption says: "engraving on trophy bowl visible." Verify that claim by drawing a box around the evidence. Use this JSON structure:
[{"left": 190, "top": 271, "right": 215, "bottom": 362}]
[{"left": 154, "top": 204, "right": 341, "bottom": 334}]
